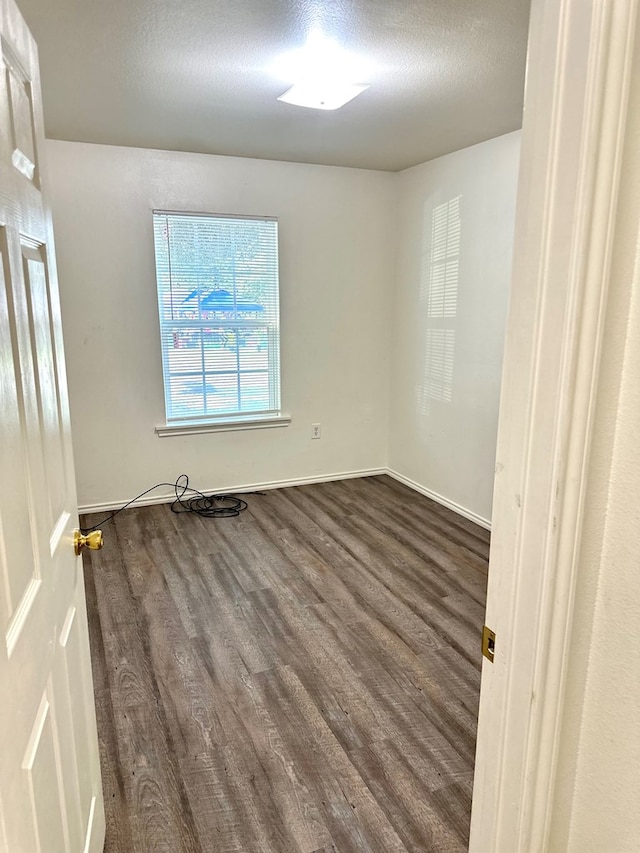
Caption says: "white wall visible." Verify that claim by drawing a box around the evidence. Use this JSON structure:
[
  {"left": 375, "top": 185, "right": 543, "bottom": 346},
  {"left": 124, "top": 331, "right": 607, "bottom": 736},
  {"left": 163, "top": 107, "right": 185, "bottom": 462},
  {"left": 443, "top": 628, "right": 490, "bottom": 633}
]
[
  {"left": 388, "top": 132, "right": 521, "bottom": 525},
  {"left": 46, "top": 141, "right": 395, "bottom": 508},
  {"left": 46, "top": 134, "right": 520, "bottom": 517}
]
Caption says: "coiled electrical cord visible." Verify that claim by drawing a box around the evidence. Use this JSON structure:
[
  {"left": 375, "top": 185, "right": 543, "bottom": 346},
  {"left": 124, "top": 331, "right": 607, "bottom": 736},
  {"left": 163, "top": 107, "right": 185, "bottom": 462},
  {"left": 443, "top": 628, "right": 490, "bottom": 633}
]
[{"left": 80, "top": 473, "right": 263, "bottom": 533}]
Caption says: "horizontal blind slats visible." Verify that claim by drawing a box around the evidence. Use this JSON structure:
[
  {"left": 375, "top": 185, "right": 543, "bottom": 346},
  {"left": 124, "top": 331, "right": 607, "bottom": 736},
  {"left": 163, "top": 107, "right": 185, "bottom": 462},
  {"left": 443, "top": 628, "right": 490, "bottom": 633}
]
[{"left": 153, "top": 212, "right": 281, "bottom": 422}]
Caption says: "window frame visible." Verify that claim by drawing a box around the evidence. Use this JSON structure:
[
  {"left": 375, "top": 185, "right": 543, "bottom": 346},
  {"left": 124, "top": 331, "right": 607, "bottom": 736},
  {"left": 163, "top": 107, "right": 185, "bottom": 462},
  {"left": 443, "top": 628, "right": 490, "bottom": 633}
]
[{"left": 152, "top": 209, "right": 289, "bottom": 436}]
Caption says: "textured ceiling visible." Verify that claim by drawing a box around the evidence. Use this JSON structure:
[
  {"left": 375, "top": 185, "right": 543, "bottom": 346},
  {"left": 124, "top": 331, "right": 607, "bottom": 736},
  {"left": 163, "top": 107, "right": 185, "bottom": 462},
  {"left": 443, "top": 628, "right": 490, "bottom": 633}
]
[{"left": 18, "top": 0, "right": 530, "bottom": 171}]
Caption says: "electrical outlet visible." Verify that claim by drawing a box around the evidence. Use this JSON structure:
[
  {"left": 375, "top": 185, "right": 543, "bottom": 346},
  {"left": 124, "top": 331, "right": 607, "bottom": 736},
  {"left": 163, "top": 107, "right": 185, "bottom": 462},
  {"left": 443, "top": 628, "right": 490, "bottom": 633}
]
[{"left": 312, "top": 423, "right": 321, "bottom": 439}]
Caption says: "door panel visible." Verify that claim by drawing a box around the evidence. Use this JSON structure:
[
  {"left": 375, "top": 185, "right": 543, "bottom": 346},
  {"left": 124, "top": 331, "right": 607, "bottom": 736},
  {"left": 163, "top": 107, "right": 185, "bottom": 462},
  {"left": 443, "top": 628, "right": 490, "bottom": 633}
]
[
  {"left": 22, "top": 686, "right": 67, "bottom": 853},
  {"left": 0, "top": 237, "right": 30, "bottom": 619},
  {"left": 0, "top": 226, "right": 41, "bottom": 651},
  {"left": 0, "top": 0, "right": 105, "bottom": 850},
  {"left": 53, "top": 597, "right": 101, "bottom": 852},
  {"left": 23, "top": 243, "right": 68, "bottom": 523},
  {"left": 7, "top": 58, "right": 36, "bottom": 180},
  {"left": 3, "top": 29, "right": 38, "bottom": 185}
]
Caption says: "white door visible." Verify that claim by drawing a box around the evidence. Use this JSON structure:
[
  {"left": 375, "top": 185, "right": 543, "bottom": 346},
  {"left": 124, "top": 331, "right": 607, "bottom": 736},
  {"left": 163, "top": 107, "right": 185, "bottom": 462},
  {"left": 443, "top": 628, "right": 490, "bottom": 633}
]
[{"left": 0, "top": 1, "right": 105, "bottom": 851}]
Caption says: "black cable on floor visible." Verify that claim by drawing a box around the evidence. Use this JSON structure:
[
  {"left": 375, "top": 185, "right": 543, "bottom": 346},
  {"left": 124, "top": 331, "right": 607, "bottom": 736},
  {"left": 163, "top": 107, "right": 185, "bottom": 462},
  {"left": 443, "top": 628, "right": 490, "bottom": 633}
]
[{"left": 80, "top": 473, "right": 265, "bottom": 533}]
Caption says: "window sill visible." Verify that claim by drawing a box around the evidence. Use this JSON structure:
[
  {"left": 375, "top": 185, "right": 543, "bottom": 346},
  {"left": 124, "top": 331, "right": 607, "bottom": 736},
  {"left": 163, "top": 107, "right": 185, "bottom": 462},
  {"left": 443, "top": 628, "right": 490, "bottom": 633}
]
[{"left": 155, "top": 413, "right": 292, "bottom": 438}]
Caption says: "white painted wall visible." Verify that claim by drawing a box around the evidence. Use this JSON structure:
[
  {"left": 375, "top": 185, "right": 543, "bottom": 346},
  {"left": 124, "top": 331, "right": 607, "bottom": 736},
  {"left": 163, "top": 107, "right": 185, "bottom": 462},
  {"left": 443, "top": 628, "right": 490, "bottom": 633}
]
[
  {"left": 388, "top": 132, "right": 521, "bottom": 525},
  {"left": 46, "top": 133, "right": 519, "bottom": 517},
  {"left": 549, "top": 32, "right": 640, "bottom": 850},
  {"left": 46, "top": 141, "right": 395, "bottom": 508}
]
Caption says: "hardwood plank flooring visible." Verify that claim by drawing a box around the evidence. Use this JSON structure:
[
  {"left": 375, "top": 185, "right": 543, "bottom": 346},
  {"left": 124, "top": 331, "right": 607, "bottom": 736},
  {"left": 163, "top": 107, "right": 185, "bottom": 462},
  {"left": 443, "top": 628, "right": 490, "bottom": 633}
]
[{"left": 82, "top": 474, "right": 489, "bottom": 852}]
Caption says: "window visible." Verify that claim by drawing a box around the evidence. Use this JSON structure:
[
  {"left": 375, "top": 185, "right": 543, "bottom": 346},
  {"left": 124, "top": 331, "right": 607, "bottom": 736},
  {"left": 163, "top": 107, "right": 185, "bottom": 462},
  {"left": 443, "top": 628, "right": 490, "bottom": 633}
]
[{"left": 153, "top": 211, "right": 285, "bottom": 433}]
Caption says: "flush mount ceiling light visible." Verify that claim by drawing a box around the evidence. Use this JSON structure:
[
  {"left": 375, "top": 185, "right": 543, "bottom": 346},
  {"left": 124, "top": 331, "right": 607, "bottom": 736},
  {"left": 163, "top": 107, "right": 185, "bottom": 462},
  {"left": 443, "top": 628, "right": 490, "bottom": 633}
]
[
  {"left": 272, "top": 31, "right": 371, "bottom": 111},
  {"left": 277, "top": 80, "right": 369, "bottom": 110}
]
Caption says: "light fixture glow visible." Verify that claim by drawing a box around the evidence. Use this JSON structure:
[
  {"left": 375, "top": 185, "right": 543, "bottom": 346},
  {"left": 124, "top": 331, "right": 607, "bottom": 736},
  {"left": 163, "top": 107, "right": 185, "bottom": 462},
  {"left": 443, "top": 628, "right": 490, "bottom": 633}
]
[
  {"left": 271, "top": 30, "right": 371, "bottom": 111},
  {"left": 271, "top": 32, "right": 371, "bottom": 83},
  {"left": 277, "top": 80, "right": 369, "bottom": 111}
]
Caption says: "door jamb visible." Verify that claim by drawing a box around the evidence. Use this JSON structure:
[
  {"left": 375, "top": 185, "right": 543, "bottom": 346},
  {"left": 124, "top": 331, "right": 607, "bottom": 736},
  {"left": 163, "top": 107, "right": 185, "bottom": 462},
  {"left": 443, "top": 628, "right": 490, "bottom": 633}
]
[{"left": 469, "top": 0, "right": 639, "bottom": 849}]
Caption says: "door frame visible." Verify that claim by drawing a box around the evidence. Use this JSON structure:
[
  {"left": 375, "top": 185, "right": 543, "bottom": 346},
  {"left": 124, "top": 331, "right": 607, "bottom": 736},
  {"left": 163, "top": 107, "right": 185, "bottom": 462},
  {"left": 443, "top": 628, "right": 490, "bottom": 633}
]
[{"left": 469, "top": 0, "right": 638, "bottom": 849}]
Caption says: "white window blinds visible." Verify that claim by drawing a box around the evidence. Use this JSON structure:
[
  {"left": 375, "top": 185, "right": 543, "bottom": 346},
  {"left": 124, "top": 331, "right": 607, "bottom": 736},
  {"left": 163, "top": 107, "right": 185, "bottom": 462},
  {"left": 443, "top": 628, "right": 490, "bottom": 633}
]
[{"left": 153, "top": 211, "right": 281, "bottom": 424}]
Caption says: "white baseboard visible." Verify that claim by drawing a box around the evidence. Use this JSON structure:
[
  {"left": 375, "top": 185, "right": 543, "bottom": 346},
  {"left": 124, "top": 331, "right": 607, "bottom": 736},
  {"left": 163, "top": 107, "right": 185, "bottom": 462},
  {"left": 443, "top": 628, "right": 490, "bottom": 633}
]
[
  {"left": 79, "top": 466, "right": 491, "bottom": 531},
  {"left": 78, "top": 468, "right": 387, "bottom": 514},
  {"left": 385, "top": 468, "right": 492, "bottom": 530}
]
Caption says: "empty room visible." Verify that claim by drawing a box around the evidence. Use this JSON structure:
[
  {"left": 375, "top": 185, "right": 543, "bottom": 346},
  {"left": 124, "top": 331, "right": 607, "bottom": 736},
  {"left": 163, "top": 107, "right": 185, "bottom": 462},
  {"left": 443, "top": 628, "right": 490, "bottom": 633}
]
[{"left": 3, "top": 0, "right": 640, "bottom": 852}]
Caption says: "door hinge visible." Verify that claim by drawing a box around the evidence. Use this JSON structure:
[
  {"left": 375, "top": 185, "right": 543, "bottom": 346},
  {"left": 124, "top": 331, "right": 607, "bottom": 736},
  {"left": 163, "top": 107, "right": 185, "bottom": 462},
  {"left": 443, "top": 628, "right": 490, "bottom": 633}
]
[{"left": 482, "top": 625, "right": 496, "bottom": 663}]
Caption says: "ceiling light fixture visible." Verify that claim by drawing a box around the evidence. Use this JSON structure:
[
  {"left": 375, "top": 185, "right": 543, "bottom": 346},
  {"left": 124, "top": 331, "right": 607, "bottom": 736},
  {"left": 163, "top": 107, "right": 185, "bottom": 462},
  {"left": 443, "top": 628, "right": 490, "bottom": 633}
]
[
  {"left": 277, "top": 80, "right": 369, "bottom": 111},
  {"left": 272, "top": 31, "right": 370, "bottom": 111}
]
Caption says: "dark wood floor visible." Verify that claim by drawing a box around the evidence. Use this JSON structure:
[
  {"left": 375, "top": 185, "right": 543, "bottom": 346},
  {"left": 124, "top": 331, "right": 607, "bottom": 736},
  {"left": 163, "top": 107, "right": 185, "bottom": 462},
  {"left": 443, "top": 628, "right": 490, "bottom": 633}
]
[{"left": 82, "top": 474, "right": 489, "bottom": 853}]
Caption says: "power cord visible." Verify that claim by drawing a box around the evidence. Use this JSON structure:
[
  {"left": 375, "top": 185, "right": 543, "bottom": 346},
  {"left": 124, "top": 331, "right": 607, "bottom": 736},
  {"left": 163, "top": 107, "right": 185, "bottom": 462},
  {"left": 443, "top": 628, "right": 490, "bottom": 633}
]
[{"left": 80, "top": 473, "right": 265, "bottom": 533}]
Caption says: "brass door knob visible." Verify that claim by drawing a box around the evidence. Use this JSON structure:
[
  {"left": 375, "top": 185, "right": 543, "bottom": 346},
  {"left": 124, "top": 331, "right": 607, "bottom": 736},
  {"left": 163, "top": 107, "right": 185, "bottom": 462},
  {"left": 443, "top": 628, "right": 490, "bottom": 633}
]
[{"left": 74, "top": 529, "right": 104, "bottom": 556}]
